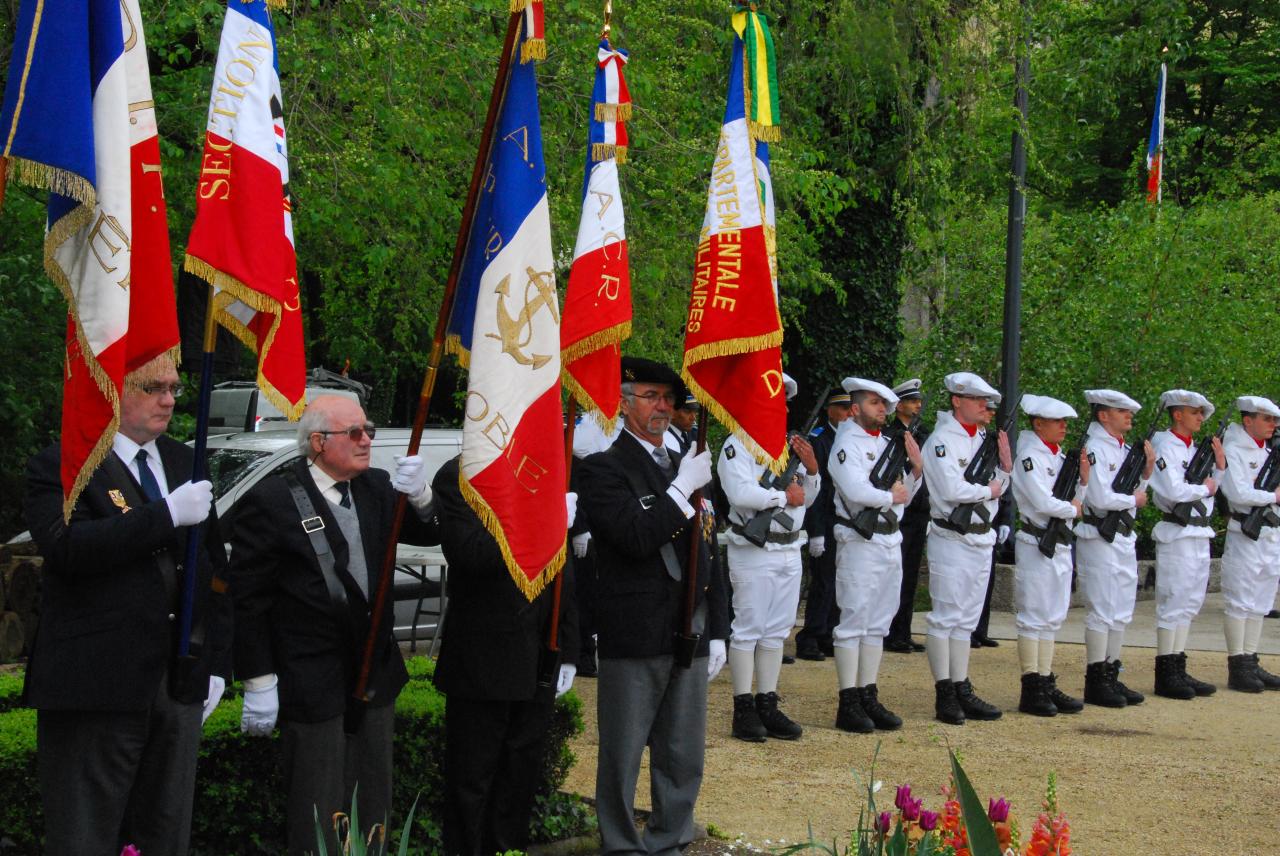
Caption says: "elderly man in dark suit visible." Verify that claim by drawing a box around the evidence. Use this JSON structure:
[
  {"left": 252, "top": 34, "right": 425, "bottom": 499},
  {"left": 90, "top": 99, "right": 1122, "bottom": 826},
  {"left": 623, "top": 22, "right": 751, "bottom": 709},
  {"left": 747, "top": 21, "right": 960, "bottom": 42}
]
[
  {"left": 23, "top": 354, "right": 232, "bottom": 856},
  {"left": 432, "top": 455, "right": 579, "bottom": 855},
  {"left": 579, "top": 357, "right": 729, "bottom": 856},
  {"left": 228, "top": 394, "right": 438, "bottom": 855}
]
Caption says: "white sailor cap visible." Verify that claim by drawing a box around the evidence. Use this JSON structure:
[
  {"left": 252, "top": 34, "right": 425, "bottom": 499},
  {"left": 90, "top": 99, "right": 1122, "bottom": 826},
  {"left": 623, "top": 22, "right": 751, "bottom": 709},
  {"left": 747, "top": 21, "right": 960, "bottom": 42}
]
[
  {"left": 783, "top": 373, "right": 798, "bottom": 401},
  {"left": 1236, "top": 396, "right": 1280, "bottom": 418},
  {"left": 986, "top": 391, "right": 1002, "bottom": 409},
  {"left": 1159, "top": 389, "right": 1215, "bottom": 419},
  {"left": 944, "top": 372, "right": 998, "bottom": 398},
  {"left": 1084, "top": 389, "right": 1142, "bottom": 411},
  {"left": 892, "top": 378, "right": 923, "bottom": 400},
  {"left": 841, "top": 377, "right": 899, "bottom": 408},
  {"left": 1021, "top": 394, "right": 1078, "bottom": 420}
]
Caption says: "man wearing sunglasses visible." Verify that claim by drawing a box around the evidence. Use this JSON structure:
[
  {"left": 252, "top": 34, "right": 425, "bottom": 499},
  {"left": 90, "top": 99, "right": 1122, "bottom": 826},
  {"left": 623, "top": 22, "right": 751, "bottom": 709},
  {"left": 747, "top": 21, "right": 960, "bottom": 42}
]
[
  {"left": 228, "top": 395, "right": 439, "bottom": 855},
  {"left": 23, "top": 354, "right": 232, "bottom": 855}
]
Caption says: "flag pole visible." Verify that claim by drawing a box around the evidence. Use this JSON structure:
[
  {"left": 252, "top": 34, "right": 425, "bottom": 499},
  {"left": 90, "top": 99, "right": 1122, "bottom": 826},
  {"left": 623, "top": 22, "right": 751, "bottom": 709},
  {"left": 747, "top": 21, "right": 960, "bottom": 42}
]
[
  {"left": 675, "top": 425, "right": 707, "bottom": 668},
  {"left": 544, "top": 398, "right": 577, "bottom": 656},
  {"left": 0, "top": 157, "right": 8, "bottom": 211},
  {"left": 347, "top": 8, "right": 525, "bottom": 735}
]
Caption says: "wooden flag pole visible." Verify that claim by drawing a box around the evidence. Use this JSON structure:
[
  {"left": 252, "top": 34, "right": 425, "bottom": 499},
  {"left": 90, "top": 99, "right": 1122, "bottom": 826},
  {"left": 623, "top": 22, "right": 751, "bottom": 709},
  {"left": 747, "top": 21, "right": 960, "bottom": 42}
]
[
  {"left": 543, "top": 398, "right": 578, "bottom": 658},
  {"left": 0, "top": 157, "right": 8, "bottom": 211},
  {"left": 346, "top": 9, "right": 525, "bottom": 735},
  {"left": 675, "top": 420, "right": 707, "bottom": 668}
]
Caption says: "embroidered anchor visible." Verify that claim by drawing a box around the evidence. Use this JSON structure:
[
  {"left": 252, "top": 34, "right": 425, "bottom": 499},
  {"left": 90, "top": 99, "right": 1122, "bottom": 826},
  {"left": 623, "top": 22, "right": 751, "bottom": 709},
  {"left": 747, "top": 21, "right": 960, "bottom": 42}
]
[{"left": 486, "top": 267, "right": 559, "bottom": 369}]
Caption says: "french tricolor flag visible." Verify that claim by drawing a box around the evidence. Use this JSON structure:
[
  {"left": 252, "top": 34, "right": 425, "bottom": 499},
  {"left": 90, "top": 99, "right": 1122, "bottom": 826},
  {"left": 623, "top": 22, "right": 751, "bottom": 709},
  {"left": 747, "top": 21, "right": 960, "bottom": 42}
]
[
  {"left": 1146, "top": 62, "right": 1166, "bottom": 204},
  {"left": 185, "top": 0, "right": 305, "bottom": 419},
  {"left": 446, "top": 16, "right": 566, "bottom": 601}
]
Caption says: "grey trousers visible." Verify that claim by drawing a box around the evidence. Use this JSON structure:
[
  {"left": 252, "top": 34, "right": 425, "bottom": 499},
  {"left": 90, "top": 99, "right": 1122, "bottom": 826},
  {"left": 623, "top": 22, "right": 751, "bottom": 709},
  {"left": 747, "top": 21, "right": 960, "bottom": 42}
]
[
  {"left": 281, "top": 702, "right": 395, "bottom": 856},
  {"left": 596, "top": 654, "right": 708, "bottom": 856},
  {"left": 37, "top": 678, "right": 202, "bottom": 856}
]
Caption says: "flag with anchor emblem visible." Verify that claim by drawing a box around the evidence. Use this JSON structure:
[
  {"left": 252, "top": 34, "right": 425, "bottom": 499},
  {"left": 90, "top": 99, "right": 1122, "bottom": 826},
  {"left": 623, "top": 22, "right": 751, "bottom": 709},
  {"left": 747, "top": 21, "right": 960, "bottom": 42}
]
[
  {"left": 1, "top": 0, "right": 179, "bottom": 517},
  {"left": 183, "top": 0, "right": 304, "bottom": 420},
  {"left": 445, "top": 13, "right": 566, "bottom": 600}
]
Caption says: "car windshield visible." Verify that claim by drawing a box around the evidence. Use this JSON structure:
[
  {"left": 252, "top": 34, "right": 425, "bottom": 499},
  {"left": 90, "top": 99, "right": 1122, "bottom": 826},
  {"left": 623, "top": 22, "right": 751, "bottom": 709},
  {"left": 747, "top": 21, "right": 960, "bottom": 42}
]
[{"left": 207, "top": 448, "right": 274, "bottom": 499}]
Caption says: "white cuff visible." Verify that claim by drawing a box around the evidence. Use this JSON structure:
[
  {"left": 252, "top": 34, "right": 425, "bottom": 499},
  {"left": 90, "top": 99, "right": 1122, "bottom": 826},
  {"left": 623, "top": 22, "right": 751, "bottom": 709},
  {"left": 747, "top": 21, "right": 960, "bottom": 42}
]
[
  {"left": 666, "top": 485, "right": 695, "bottom": 518},
  {"left": 408, "top": 486, "right": 434, "bottom": 517},
  {"left": 244, "top": 673, "right": 278, "bottom": 692}
]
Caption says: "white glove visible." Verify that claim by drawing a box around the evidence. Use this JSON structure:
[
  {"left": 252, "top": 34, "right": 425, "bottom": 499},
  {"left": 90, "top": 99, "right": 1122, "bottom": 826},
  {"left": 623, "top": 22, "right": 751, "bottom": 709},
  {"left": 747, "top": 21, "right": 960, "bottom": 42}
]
[
  {"left": 808, "top": 536, "right": 825, "bottom": 558},
  {"left": 392, "top": 455, "right": 428, "bottom": 499},
  {"left": 670, "top": 449, "right": 713, "bottom": 498},
  {"left": 165, "top": 480, "right": 213, "bottom": 527},
  {"left": 240, "top": 675, "right": 279, "bottom": 736},
  {"left": 202, "top": 675, "right": 226, "bottom": 725},
  {"left": 556, "top": 664, "right": 577, "bottom": 697},
  {"left": 997, "top": 525, "right": 1011, "bottom": 544},
  {"left": 572, "top": 532, "right": 591, "bottom": 559},
  {"left": 707, "top": 639, "right": 727, "bottom": 680},
  {"left": 565, "top": 491, "right": 578, "bottom": 528}
]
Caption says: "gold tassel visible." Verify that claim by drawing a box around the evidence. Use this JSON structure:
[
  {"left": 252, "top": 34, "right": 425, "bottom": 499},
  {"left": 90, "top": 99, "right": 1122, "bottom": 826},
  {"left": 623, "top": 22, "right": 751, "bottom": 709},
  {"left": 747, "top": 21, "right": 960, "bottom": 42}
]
[
  {"left": 444, "top": 334, "right": 471, "bottom": 369},
  {"left": 683, "top": 330, "right": 784, "bottom": 366},
  {"left": 679, "top": 367, "right": 788, "bottom": 476},
  {"left": 560, "top": 372, "right": 620, "bottom": 433},
  {"left": 615, "top": 146, "right": 628, "bottom": 164},
  {"left": 592, "top": 142, "right": 628, "bottom": 163},
  {"left": 509, "top": 0, "right": 529, "bottom": 11},
  {"left": 260, "top": 0, "right": 286, "bottom": 8},
  {"left": 560, "top": 320, "right": 630, "bottom": 365},
  {"left": 749, "top": 121, "right": 782, "bottom": 143},
  {"left": 459, "top": 471, "right": 566, "bottom": 602},
  {"left": 520, "top": 38, "right": 546, "bottom": 63},
  {"left": 8, "top": 156, "right": 95, "bottom": 206},
  {"left": 594, "top": 102, "right": 632, "bottom": 123}
]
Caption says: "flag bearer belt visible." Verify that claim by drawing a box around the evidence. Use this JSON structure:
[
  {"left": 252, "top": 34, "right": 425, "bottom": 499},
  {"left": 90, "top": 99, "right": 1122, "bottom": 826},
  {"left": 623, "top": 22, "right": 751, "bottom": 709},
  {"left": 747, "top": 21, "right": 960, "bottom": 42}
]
[
  {"left": 835, "top": 512, "right": 899, "bottom": 536},
  {"left": 730, "top": 523, "right": 801, "bottom": 545},
  {"left": 1019, "top": 520, "right": 1049, "bottom": 539},
  {"left": 932, "top": 516, "right": 991, "bottom": 536},
  {"left": 1083, "top": 511, "right": 1134, "bottom": 536}
]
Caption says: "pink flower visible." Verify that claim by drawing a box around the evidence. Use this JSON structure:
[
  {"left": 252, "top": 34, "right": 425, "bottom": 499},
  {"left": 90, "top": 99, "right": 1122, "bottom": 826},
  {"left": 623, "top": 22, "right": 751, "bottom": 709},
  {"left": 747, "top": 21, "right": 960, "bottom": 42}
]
[
  {"left": 876, "top": 812, "right": 892, "bottom": 834},
  {"left": 988, "top": 797, "right": 1011, "bottom": 823},
  {"left": 919, "top": 810, "right": 939, "bottom": 832},
  {"left": 902, "top": 797, "right": 923, "bottom": 822},
  {"left": 120, "top": 847, "right": 141, "bottom": 856},
  {"left": 895, "top": 785, "right": 914, "bottom": 811}
]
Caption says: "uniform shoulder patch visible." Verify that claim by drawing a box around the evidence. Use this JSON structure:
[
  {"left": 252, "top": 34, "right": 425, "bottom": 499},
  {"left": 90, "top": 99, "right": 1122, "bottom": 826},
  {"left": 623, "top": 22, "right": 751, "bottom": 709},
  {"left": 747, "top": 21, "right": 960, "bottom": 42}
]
[
  {"left": 725, "top": 444, "right": 736, "bottom": 460},
  {"left": 935, "top": 445, "right": 946, "bottom": 458},
  {"left": 1156, "top": 457, "right": 1167, "bottom": 471},
  {"left": 1022, "top": 457, "right": 1034, "bottom": 472},
  {"left": 1087, "top": 452, "right": 1096, "bottom": 465},
  {"left": 837, "top": 449, "right": 847, "bottom": 464}
]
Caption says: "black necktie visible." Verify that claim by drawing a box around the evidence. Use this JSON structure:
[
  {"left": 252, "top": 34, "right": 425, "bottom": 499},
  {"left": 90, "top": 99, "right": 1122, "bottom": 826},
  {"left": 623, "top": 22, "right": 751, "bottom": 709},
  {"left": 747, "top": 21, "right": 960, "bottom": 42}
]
[
  {"left": 336, "top": 481, "right": 351, "bottom": 509},
  {"left": 134, "top": 450, "right": 163, "bottom": 502}
]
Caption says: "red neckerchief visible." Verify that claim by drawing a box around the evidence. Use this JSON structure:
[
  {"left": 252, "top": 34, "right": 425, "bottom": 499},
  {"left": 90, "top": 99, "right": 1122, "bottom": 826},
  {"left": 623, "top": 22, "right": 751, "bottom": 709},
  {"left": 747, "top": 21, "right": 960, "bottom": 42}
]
[
  {"left": 1172, "top": 431, "right": 1193, "bottom": 448},
  {"left": 1106, "top": 430, "right": 1124, "bottom": 447},
  {"left": 1043, "top": 439, "right": 1060, "bottom": 455},
  {"left": 959, "top": 422, "right": 978, "bottom": 438},
  {"left": 867, "top": 429, "right": 881, "bottom": 437},
  {"left": 1255, "top": 436, "right": 1266, "bottom": 449}
]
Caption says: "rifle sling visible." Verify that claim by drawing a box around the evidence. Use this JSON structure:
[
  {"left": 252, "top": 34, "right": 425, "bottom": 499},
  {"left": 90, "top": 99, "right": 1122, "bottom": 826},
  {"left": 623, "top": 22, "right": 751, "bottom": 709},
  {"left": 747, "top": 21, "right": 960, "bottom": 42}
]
[
  {"left": 1083, "top": 511, "right": 1134, "bottom": 536},
  {"left": 932, "top": 516, "right": 991, "bottom": 536},
  {"left": 835, "top": 512, "right": 898, "bottom": 536},
  {"left": 730, "top": 523, "right": 801, "bottom": 545}
]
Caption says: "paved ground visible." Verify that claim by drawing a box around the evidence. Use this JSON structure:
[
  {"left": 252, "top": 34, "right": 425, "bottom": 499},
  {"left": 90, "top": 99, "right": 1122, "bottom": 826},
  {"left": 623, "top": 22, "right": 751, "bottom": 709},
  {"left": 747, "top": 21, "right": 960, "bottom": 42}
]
[{"left": 562, "top": 593, "right": 1280, "bottom": 854}]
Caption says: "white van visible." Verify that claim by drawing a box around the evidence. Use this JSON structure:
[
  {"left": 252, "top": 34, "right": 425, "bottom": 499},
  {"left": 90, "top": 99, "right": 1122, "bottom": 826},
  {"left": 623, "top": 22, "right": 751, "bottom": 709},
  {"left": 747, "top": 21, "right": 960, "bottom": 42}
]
[{"left": 207, "top": 370, "right": 371, "bottom": 435}]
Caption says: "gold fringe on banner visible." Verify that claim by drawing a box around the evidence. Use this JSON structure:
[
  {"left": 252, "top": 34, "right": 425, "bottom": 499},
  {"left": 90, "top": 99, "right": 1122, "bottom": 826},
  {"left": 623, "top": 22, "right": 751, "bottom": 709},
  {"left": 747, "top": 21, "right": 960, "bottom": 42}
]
[
  {"left": 6, "top": 156, "right": 94, "bottom": 206},
  {"left": 260, "top": 0, "right": 287, "bottom": 9},
  {"left": 509, "top": 0, "right": 531, "bottom": 10},
  {"left": 560, "top": 319, "right": 630, "bottom": 366},
  {"left": 682, "top": 329, "right": 783, "bottom": 368},
  {"left": 591, "top": 143, "right": 628, "bottom": 163},
  {"left": 520, "top": 38, "right": 546, "bottom": 63},
  {"left": 560, "top": 371, "right": 620, "bottom": 433},
  {"left": 183, "top": 253, "right": 305, "bottom": 420},
  {"left": 680, "top": 365, "right": 788, "bottom": 476},
  {"left": 748, "top": 121, "right": 781, "bottom": 143},
  {"left": 594, "top": 102, "right": 632, "bottom": 123},
  {"left": 444, "top": 333, "right": 471, "bottom": 369},
  {"left": 459, "top": 469, "right": 566, "bottom": 602}
]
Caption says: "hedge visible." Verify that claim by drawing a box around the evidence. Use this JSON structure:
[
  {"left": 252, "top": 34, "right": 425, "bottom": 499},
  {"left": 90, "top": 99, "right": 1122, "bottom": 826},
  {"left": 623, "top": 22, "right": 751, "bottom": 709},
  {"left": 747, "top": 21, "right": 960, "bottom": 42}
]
[{"left": 0, "top": 656, "right": 593, "bottom": 853}]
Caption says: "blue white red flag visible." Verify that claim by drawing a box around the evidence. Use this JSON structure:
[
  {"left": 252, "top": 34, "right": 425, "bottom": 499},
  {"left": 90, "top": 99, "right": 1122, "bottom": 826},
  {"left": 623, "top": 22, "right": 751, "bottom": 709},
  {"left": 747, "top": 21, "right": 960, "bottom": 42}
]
[
  {"left": 1146, "top": 62, "right": 1166, "bottom": 204},
  {"left": 561, "top": 40, "right": 632, "bottom": 429},
  {"left": 1, "top": 0, "right": 178, "bottom": 517},
  {"left": 185, "top": 0, "right": 305, "bottom": 419},
  {"left": 680, "top": 18, "right": 787, "bottom": 473},
  {"left": 446, "top": 15, "right": 566, "bottom": 600}
]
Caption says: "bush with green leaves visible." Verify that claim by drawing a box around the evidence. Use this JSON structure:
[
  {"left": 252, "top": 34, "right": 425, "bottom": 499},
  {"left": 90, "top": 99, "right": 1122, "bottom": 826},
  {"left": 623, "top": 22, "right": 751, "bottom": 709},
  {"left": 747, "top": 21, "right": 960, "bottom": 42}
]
[{"left": 0, "top": 657, "right": 592, "bottom": 853}]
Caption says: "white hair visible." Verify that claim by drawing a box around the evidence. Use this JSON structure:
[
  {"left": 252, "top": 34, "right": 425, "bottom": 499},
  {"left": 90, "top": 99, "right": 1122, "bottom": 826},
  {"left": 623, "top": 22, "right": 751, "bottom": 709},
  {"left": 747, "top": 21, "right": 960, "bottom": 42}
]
[{"left": 295, "top": 406, "right": 332, "bottom": 456}]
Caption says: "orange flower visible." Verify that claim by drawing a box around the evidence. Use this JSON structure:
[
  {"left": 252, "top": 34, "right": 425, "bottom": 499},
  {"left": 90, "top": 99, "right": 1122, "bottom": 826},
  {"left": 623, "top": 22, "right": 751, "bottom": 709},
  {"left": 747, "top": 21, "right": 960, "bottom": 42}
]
[{"left": 1024, "top": 812, "right": 1071, "bottom": 856}]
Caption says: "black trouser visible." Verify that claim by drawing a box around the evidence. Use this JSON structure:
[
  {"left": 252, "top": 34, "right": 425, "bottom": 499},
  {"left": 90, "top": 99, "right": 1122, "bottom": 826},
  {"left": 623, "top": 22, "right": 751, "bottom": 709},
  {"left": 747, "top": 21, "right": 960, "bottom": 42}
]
[
  {"left": 575, "top": 541, "right": 598, "bottom": 667},
  {"left": 442, "top": 694, "right": 555, "bottom": 856},
  {"left": 38, "top": 674, "right": 202, "bottom": 856},
  {"left": 888, "top": 511, "right": 929, "bottom": 641},
  {"left": 796, "top": 533, "right": 837, "bottom": 649}
]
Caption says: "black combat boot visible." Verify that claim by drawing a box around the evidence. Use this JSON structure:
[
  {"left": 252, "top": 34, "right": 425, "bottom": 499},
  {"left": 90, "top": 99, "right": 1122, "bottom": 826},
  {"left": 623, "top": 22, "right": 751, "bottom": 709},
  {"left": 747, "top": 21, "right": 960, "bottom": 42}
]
[
  {"left": 1018, "top": 672, "right": 1057, "bottom": 717},
  {"left": 755, "top": 692, "right": 803, "bottom": 740},
  {"left": 795, "top": 642, "right": 826, "bottom": 662},
  {"left": 1153, "top": 654, "right": 1196, "bottom": 700},
  {"left": 1083, "top": 661, "right": 1126, "bottom": 708},
  {"left": 835, "top": 686, "right": 874, "bottom": 733},
  {"left": 732, "top": 693, "right": 768, "bottom": 742},
  {"left": 858, "top": 684, "right": 902, "bottom": 731},
  {"left": 1043, "top": 673, "right": 1083, "bottom": 714},
  {"left": 1228, "top": 654, "right": 1265, "bottom": 693},
  {"left": 1176, "top": 652, "right": 1216, "bottom": 696},
  {"left": 954, "top": 678, "right": 1002, "bottom": 721},
  {"left": 1251, "top": 654, "right": 1280, "bottom": 690},
  {"left": 933, "top": 679, "right": 965, "bottom": 725},
  {"left": 1110, "top": 660, "right": 1144, "bottom": 705}
]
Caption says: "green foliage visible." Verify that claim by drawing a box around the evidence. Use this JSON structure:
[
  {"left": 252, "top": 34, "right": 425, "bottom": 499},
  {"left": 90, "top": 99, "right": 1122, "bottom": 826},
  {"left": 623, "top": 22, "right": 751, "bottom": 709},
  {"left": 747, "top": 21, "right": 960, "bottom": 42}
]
[
  {"left": 0, "top": 658, "right": 590, "bottom": 853},
  {"left": 948, "top": 749, "right": 1000, "bottom": 856}
]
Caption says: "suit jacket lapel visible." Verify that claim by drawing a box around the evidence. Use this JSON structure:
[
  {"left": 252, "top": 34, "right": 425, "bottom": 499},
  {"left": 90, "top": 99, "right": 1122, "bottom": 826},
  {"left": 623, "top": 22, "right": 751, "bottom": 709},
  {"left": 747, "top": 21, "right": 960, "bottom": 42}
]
[
  {"left": 614, "top": 431, "right": 672, "bottom": 496},
  {"left": 350, "top": 472, "right": 382, "bottom": 599}
]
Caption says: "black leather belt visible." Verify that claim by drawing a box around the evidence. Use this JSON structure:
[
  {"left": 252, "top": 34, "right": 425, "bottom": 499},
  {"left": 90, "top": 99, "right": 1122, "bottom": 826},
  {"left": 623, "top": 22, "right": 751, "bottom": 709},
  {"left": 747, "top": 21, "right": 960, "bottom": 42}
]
[
  {"left": 1232, "top": 510, "right": 1280, "bottom": 528},
  {"left": 835, "top": 512, "right": 899, "bottom": 536},
  {"left": 1019, "top": 520, "right": 1048, "bottom": 538},
  {"left": 1082, "top": 511, "right": 1134, "bottom": 536},
  {"left": 1161, "top": 512, "right": 1212, "bottom": 527},
  {"left": 932, "top": 516, "right": 992, "bottom": 536},
  {"left": 730, "top": 523, "right": 801, "bottom": 545}
]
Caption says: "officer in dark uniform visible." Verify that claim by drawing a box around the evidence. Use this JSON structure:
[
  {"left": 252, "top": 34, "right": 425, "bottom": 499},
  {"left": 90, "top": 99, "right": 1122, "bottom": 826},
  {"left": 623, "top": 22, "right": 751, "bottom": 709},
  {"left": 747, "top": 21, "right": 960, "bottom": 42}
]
[
  {"left": 796, "top": 389, "right": 852, "bottom": 661},
  {"left": 885, "top": 379, "right": 932, "bottom": 653}
]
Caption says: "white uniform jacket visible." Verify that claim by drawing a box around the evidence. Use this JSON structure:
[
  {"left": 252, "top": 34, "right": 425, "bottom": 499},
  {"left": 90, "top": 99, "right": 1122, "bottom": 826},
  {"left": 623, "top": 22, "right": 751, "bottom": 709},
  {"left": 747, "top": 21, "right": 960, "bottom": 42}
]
[
  {"left": 573, "top": 414, "right": 622, "bottom": 458},
  {"left": 1150, "top": 429, "right": 1216, "bottom": 543},
  {"left": 829, "top": 420, "right": 920, "bottom": 547},
  {"left": 921, "top": 410, "right": 1009, "bottom": 547},
  {"left": 1219, "top": 422, "right": 1280, "bottom": 536},
  {"left": 1076, "top": 421, "right": 1149, "bottom": 543},
  {"left": 1010, "top": 432, "right": 1078, "bottom": 544},
  {"left": 718, "top": 435, "right": 819, "bottom": 551}
]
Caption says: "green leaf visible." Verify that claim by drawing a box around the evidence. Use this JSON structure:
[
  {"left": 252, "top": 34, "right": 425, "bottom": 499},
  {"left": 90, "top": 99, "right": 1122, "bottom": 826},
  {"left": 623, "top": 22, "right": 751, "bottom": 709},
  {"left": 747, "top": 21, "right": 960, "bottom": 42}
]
[{"left": 948, "top": 749, "right": 1002, "bottom": 856}]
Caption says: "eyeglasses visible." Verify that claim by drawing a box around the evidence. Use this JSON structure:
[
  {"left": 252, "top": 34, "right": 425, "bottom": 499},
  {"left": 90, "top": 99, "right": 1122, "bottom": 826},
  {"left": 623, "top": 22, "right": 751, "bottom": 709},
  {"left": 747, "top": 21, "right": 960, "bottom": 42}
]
[
  {"left": 134, "top": 382, "right": 184, "bottom": 399},
  {"left": 630, "top": 391, "right": 677, "bottom": 406},
  {"left": 315, "top": 423, "right": 377, "bottom": 442}
]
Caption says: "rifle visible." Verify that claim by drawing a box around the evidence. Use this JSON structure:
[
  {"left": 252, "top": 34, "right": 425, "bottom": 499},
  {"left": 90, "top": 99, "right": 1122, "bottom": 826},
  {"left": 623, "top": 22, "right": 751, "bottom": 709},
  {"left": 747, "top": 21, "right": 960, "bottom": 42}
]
[
  {"left": 1240, "top": 436, "right": 1280, "bottom": 540},
  {"left": 1035, "top": 423, "right": 1089, "bottom": 558},
  {"left": 739, "top": 388, "right": 829, "bottom": 548},
  {"left": 946, "top": 394, "right": 1023, "bottom": 530},
  {"left": 1094, "top": 406, "right": 1161, "bottom": 543},
  {"left": 1167, "top": 417, "right": 1229, "bottom": 526},
  {"left": 850, "top": 420, "right": 913, "bottom": 539}
]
